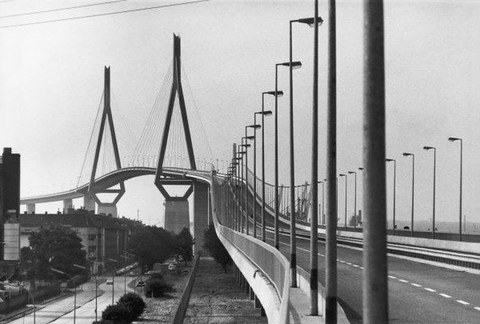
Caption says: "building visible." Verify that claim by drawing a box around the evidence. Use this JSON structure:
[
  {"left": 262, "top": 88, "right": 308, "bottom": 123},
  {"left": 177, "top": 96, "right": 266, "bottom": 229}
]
[
  {"left": 19, "top": 210, "right": 132, "bottom": 274},
  {"left": 0, "top": 148, "right": 21, "bottom": 278}
]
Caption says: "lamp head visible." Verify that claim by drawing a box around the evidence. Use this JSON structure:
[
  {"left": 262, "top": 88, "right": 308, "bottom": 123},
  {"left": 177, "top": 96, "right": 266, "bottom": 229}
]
[
  {"left": 448, "top": 137, "right": 461, "bottom": 142},
  {"left": 296, "top": 16, "right": 324, "bottom": 27},
  {"left": 247, "top": 124, "right": 261, "bottom": 129},
  {"left": 385, "top": 158, "right": 395, "bottom": 162},
  {"left": 263, "top": 110, "right": 273, "bottom": 116},
  {"left": 278, "top": 61, "right": 302, "bottom": 69},
  {"left": 403, "top": 152, "right": 413, "bottom": 157},
  {"left": 423, "top": 146, "right": 435, "bottom": 150},
  {"left": 339, "top": 173, "right": 346, "bottom": 177},
  {"left": 264, "top": 90, "right": 284, "bottom": 97},
  {"left": 358, "top": 167, "right": 364, "bottom": 171},
  {"left": 348, "top": 171, "right": 355, "bottom": 174}
]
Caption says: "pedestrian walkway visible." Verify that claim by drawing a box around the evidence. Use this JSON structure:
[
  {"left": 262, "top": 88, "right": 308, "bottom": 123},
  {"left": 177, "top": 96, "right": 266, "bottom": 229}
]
[{"left": 183, "top": 257, "right": 267, "bottom": 324}]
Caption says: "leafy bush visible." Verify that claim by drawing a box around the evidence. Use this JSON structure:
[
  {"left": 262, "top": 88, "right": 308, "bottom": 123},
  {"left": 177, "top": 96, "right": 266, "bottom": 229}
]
[
  {"left": 145, "top": 275, "right": 173, "bottom": 298},
  {"left": 101, "top": 303, "right": 132, "bottom": 322},
  {"left": 117, "top": 292, "right": 146, "bottom": 320}
]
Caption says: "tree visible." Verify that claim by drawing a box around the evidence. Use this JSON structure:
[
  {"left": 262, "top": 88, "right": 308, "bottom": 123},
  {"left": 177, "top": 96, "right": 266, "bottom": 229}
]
[
  {"left": 101, "top": 303, "right": 132, "bottom": 322},
  {"left": 174, "top": 228, "right": 193, "bottom": 266},
  {"left": 27, "top": 225, "right": 87, "bottom": 279},
  {"left": 127, "top": 226, "right": 174, "bottom": 271},
  {"left": 203, "top": 224, "right": 232, "bottom": 272}
]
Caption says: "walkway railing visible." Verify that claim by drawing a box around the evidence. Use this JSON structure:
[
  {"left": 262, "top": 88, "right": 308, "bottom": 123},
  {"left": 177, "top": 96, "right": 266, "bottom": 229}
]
[{"left": 210, "top": 173, "right": 290, "bottom": 323}]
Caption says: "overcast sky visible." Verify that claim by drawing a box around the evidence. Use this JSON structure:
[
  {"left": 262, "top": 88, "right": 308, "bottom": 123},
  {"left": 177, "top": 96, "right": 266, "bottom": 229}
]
[{"left": 1, "top": 0, "right": 480, "bottom": 231}]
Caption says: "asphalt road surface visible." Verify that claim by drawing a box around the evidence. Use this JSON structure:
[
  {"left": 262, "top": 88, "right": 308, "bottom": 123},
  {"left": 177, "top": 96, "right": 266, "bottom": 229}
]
[{"left": 8, "top": 275, "right": 135, "bottom": 324}]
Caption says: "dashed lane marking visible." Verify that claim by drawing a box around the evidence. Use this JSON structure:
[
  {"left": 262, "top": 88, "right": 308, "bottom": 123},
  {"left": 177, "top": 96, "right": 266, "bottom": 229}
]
[
  {"left": 388, "top": 275, "right": 397, "bottom": 279},
  {"left": 424, "top": 288, "right": 436, "bottom": 292},
  {"left": 474, "top": 307, "right": 480, "bottom": 311},
  {"left": 456, "top": 300, "right": 470, "bottom": 305},
  {"left": 439, "top": 293, "right": 452, "bottom": 298},
  {"left": 411, "top": 283, "right": 422, "bottom": 287},
  {"left": 398, "top": 279, "right": 408, "bottom": 283}
]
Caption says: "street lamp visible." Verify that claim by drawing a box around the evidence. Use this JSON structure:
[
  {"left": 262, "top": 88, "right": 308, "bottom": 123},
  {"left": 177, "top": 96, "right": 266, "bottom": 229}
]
[
  {"left": 50, "top": 267, "right": 77, "bottom": 324},
  {"left": 403, "top": 152, "right": 415, "bottom": 236},
  {"left": 234, "top": 152, "right": 244, "bottom": 232},
  {"left": 423, "top": 146, "right": 436, "bottom": 239},
  {"left": 74, "top": 263, "right": 95, "bottom": 322},
  {"left": 108, "top": 258, "right": 119, "bottom": 305},
  {"left": 262, "top": 91, "right": 282, "bottom": 242},
  {"left": 240, "top": 141, "right": 251, "bottom": 234},
  {"left": 448, "top": 137, "right": 463, "bottom": 241},
  {"left": 274, "top": 61, "right": 294, "bottom": 250},
  {"left": 250, "top": 118, "right": 263, "bottom": 239},
  {"left": 385, "top": 159, "right": 396, "bottom": 234},
  {"left": 244, "top": 128, "right": 257, "bottom": 236},
  {"left": 348, "top": 171, "right": 357, "bottom": 230},
  {"left": 339, "top": 174, "right": 347, "bottom": 229}
]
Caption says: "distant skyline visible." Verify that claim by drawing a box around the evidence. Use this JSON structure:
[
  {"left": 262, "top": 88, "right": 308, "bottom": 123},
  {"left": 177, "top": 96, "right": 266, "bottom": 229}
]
[{"left": 2, "top": 1, "right": 480, "bottom": 229}]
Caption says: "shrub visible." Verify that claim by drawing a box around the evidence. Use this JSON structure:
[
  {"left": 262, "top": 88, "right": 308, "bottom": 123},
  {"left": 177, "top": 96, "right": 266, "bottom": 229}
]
[
  {"left": 101, "top": 303, "right": 132, "bottom": 322},
  {"left": 145, "top": 276, "right": 173, "bottom": 298},
  {"left": 117, "top": 292, "right": 146, "bottom": 320}
]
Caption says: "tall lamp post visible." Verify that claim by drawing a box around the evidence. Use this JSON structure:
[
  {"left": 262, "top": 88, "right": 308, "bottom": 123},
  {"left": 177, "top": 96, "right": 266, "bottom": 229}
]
[
  {"left": 240, "top": 141, "right": 250, "bottom": 234},
  {"left": 403, "top": 152, "right": 415, "bottom": 236},
  {"left": 50, "top": 268, "right": 77, "bottom": 324},
  {"left": 448, "top": 137, "right": 463, "bottom": 241},
  {"left": 274, "top": 61, "right": 296, "bottom": 250},
  {"left": 423, "top": 146, "right": 437, "bottom": 239},
  {"left": 348, "top": 171, "right": 357, "bottom": 230},
  {"left": 108, "top": 258, "right": 119, "bottom": 305},
  {"left": 252, "top": 115, "right": 265, "bottom": 239},
  {"left": 245, "top": 127, "right": 258, "bottom": 235},
  {"left": 74, "top": 263, "right": 94, "bottom": 321},
  {"left": 339, "top": 174, "right": 347, "bottom": 229},
  {"left": 385, "top": 159, "right": 396, "bottom": 234},
  {"left": 261, "top": 92, "right": 279, "bottom": 241}
]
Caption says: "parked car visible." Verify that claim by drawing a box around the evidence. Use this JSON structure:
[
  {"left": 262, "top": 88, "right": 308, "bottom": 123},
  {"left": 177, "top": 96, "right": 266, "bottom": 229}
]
[
  {"left": 106, "top": 279, "right": 113, "bottom": 285},
  {"left": 136, "top": 281, "right": 145, "bottom": 287}
]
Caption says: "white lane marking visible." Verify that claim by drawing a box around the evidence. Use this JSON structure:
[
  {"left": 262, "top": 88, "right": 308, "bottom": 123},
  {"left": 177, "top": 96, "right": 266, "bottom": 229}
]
[
  {"left": 346, "top": 262, "right": 352, "bottom": 266},
  {"left": 398, "top": 279, "right": 408, "bottom": 283},
  {"left": 411, "top": 283, "right": 422, "bottom": 287},
  {"left": 474, "top": 307, "right": 480, "bottom": 311},
  {"left": 439, "top": 293, "right": 451, "bottom": 298},
  {"left": 388, "top": 275, "right": 397, "bottom": 279},
  {"left": 359, "top": 266, "right": 364, "bottom": 269},
  {"left": 352, "top": 264, "right": 359, "bottom": 268},
  {"left": 339, "top": 260, "right": 346, "bottom": 263},
  {"left": 456, "top": 300, "right": 470, "bottom": 305},
  {"left": 424, "top": 288, "right": 436, "bottom": 292}
]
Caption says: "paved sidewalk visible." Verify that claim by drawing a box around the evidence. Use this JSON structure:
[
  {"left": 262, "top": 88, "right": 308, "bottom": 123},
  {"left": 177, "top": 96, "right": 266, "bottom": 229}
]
[{"left": 183, "top": 257, "right": 267, "bottom": 324}]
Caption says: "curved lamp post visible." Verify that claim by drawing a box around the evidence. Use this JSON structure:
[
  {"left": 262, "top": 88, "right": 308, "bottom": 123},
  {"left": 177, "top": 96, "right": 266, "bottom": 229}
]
[
  {"left": 262, "top": 90, "right": 283, "bottom": 243},
  {"left": 385, "top": 159, "right": 396, "bottom": 234},
  {"left": 423, "top": 146, "right": 436, "bottom": 239},
  {"left": 403, "top": 152, "right": 415, "bottom": 236},
  {"left": 448, "top": 137, "right": 463, "bottom": 241}
]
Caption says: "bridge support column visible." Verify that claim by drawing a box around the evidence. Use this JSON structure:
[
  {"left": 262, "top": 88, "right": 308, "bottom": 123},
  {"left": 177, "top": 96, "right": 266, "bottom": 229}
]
[
  {"left": 63, "top": 199, "right": 73, "bottom": 214},
  {"left": 164, "top": 199, "right": 189, "bottom": 234},
  {"left": 193, "top": 181, "right": 209, "bottom": 254},
  {"left": 254, "top": 294, "right": 261, "bottom": 308},
  {"left": 27, "top": 203, "right": 35, "bottom": 214},
  {"left": 98, "top": 203, "right": 117, "bottom": 217},
  {"left": 84, "top": 195, "right": 95, "bottom": 212}
]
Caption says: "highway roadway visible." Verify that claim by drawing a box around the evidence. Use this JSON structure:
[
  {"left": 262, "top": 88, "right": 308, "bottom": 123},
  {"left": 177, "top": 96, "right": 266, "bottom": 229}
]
[
  {"left": 8, "top": 276, "right": 135, "bottom": 324},
  {"left": 262, "top": 228, "right": 480, "bottom": 323}
]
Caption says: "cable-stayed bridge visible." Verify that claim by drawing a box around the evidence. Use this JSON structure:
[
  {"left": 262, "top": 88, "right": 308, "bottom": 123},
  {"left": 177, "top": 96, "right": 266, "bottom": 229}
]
[{"left": 17, "top": 35, "right": 480, "bottom": 324}]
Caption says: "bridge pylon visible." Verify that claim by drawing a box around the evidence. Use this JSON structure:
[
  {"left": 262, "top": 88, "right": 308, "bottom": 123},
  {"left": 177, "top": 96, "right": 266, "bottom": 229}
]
[
  {"left": 154, "top": 35, "right": 207, "bottom": 252},
  {"left": 87, "top": 66, "right": 125, "bottom": 217}
]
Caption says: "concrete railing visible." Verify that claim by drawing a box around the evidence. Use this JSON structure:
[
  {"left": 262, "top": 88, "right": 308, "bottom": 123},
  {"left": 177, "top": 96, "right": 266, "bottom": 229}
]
[{"left": 210, "top": 175, "right": 290, "bottom": 324}]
